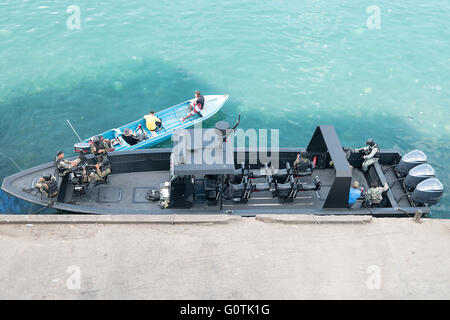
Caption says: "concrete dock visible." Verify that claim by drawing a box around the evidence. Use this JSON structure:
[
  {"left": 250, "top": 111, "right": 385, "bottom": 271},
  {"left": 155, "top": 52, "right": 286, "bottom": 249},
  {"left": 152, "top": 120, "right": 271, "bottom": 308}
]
[{"left": 0, "top": 214, "right": 448, "bottom": 299}]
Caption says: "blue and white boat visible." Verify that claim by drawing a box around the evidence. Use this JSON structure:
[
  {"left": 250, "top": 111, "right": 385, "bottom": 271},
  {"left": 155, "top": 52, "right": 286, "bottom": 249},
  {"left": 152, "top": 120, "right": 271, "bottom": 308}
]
[{"left": 84, "top": 95, "right": 229, "bottom": 151}]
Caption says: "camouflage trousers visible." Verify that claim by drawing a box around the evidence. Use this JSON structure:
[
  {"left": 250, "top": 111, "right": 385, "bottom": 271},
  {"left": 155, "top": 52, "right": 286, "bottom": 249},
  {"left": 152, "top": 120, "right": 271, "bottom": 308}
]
[
  {"left": 35, "top": 182, "right": 58, "bottom": 198},
  {"left": 362, "top": 157, "right": 378, "bottom": 172},
  {"left": 88, "top": 172, "right": 106, "bottom": 183}
]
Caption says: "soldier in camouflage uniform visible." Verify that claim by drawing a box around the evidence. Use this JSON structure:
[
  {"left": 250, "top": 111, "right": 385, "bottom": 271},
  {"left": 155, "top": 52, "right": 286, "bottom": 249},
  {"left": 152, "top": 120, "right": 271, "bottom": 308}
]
[
  {"left": 35, "top": 173, "right": 58, "bottom": 198},
  {"left": 292, "top": 152, "right": 312, "bottom": 174},
  {"left": 355, "top": 138, "right": 380, "bottom": 172},
  {"left": 90, "top": 136, "right": 109, "bottom": 163},
  {"left": 55, "top": 151, "right": 80, "bottom": 176},
  {"left": 366, "top": 182, "right": 389, "bottom": 207},
  {"left": 87, "top": 158, "right": 111, "bottom": 184}
]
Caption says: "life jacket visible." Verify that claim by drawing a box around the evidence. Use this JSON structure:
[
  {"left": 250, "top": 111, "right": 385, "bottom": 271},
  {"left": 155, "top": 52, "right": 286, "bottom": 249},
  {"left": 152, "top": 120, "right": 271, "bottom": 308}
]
[
  {"left": 93, "top": 141, "right": 108, "bottom": 155},
  {"left": 45, "top": 178, "right": 58, "bottom": 197},
  {"left": 55, "top": 157, "right": 70, "bottom": 175},
  {"left": 368, "top": 144, "right": 381, "bottom": 158},
  {"left": 293, "top": 158, "right": 311, "bottom": 173}
]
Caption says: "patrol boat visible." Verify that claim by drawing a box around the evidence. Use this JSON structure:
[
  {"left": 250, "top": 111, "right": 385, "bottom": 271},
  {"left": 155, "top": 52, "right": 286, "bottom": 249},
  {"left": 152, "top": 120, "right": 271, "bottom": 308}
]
[
  {"left": 84, "top": 95, "right": 229, "bottom": 151},
  {"left": 1, "top": 125, "right": 444, "bottom": 216}
]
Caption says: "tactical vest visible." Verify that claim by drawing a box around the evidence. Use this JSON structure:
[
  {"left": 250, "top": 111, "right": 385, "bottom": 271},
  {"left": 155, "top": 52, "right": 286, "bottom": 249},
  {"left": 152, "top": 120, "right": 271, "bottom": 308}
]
[
  {"left": 368, "top": 145, "right": 381, "bottom": 158},
  {"left": 93, "top": 142, "right": 105, "bottom": 154},
  {"left": 46, "top": 179, "right": 58, "bottom": 196},
  {"left": 55, "top": 157, "right": 68, "bottom": 174},
  {"left": 294, "top": 158, "right": 311, "bottom": 172}
]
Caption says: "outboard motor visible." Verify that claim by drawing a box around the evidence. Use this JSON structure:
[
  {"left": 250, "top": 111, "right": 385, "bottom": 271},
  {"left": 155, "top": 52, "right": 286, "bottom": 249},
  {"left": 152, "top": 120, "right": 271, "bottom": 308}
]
[
  {"left": 74, "top": 142, "right": 91, "bottom": 155},
  {"left": 404, "top": 164, "right": 435, "bottom": 191},
  {"left": 411, "top": 178, "right": 443, "bottom": 206},
  {"left": 397, "top": 150, "right": 427, "bottom": 176}
]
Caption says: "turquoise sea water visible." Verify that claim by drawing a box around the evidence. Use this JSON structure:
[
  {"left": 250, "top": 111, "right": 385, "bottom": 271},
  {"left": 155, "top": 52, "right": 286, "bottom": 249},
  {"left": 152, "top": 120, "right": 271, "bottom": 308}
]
[{"left": 0, "top": 1, "right": 448, "bottom": 217}]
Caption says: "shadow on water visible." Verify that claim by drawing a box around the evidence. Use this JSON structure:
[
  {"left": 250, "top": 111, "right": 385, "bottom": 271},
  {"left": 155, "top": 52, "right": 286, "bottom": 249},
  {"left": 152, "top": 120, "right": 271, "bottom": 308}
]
[{"left": 0, "top": 57, "right": 242, "bottom": 214}]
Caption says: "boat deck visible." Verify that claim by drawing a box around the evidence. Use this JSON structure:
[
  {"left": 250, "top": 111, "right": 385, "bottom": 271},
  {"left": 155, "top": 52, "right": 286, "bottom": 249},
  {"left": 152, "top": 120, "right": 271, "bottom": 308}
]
[
  {"left": 62, "top": 168, "right": 369, "bottom": 213},
  {"left": 382, "top": 165, "right": 411, "bottom": 207}
]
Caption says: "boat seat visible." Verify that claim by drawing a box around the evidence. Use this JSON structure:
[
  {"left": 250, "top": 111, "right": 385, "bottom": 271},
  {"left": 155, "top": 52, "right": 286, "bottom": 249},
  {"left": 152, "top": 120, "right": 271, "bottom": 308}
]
[
  {"left": 225, "top": 176, "right": 252, "bottom": 202},
  {"left": 273, "top": 176, "right": 296, "bottom": 200},
  {"left": 204, "top": 178, "right": 218, "bottom": 200},
  {"left": 275, "top": 176, "right": 295, "bottom": 191},
  {"left": 294, "top": 167, "right": 313, "bottom": 177},
  {"left": 250, "top": 166, "right": 274, "bottom": 192},
  {"left": 232, "top": 162, "right": 248, "bottom": 184},
  {"left": 252, "top": 182, "right": 271, "bottom": 192},
  {"left": 298, "top": 176, "right": 321, "bottom": 192},
  {"left": 231, "top": 182, "right": 246, "bottom": 193},
  {"left": 272, "top": 162, "right": 293, "bottom": 183},
  {"left": 276, "top": 181, "right": 293, "bottom": 191}
]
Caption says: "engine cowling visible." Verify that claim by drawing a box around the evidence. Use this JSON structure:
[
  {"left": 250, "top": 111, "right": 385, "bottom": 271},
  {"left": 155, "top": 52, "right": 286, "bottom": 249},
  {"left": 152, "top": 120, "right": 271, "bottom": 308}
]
[
  {"left": 404, "top": 164, "right": 435, "bottom": 190},
  {"left": 411, "top": 178, "right": 443, "bottom": 206},
  {"left": 397, "top": 150, "right": 427, "bottom": 176}
]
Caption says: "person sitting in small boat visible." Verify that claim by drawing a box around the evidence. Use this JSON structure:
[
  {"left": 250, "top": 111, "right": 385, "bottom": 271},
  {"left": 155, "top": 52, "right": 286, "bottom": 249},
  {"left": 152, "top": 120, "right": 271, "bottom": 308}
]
[
  {"left": 55, "top": 150, "right": 81, "bottom": 176},
  {"left": 366, "top": 182, "right": 389, "bottom": 207},
  {"left": 292, "top": 152, "right": 312, "bottom": 174},
  {"left": 86, "top": 158, "right": 111, "bottom": 184},
  {"left": 180, "top": 90, "right": 205, "bottom": 122},
  {"left": 144, "top": 110, "right": 162, "bottom": 138},
  {"left": 122, "top": 128, "right": 141, "bottom": 146},
  {"left": 35, "top": 173, "right": 58, "bottom": 198},
  {"left": 354, "top": 138, "right": 380, "bottom": 172},
  {"left": 348, "top": 181, "right": 363, "bottom": 208}
]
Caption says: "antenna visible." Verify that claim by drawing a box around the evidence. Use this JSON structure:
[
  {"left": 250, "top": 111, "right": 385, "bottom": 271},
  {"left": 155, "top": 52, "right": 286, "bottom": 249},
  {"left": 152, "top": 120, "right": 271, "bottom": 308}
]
[{"left": 66, "top": 119, "right": 83, "bottom": 142}]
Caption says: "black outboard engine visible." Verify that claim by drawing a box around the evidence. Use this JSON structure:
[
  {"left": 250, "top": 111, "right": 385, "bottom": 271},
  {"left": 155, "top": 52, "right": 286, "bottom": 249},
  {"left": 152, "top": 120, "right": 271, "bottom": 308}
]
[
  {"left": 411, "top": 178, "right": 443, "bottom": 206},
  {"left": 397, "top": 150, "right": 427, "bottom": 176},
  {"left": 74, "top": 142, "right": 91, "bottom": 155},
  {"left": 404, "top": 164, "right": 435, "bottom": 191}
]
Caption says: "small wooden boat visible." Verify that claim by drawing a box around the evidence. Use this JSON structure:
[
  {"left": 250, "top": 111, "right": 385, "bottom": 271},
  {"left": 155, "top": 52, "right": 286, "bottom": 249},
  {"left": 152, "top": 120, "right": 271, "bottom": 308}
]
[{"left": 84, "top": 95, "right": 229, "bottom": 151}]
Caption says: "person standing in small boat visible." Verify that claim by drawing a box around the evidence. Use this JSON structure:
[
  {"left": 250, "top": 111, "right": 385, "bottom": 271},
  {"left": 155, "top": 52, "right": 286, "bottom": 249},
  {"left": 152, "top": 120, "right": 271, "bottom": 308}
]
[
  {"left": 144, "top": 110, "right": 162, "bottom": 137},
  {"left": 354, "top": 138, "right": 380, "bottom": 172},
  {"left": 55, "top": 151, "right": 80, "bottom": 176},
  {"left": 180, "top": 90, "right": 205, "bottom": 122}
]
